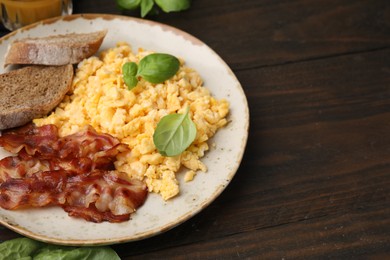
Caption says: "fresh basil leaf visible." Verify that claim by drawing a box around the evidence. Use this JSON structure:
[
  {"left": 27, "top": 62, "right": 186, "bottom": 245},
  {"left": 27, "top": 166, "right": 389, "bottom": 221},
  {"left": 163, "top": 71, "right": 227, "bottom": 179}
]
[
  {"left": 0, "top": 237, "right": 43, "bottom": 259},
  {"left": 123, "top": 62, "right": 139, "bottom": 89},
  {"left": 123, "top": 62, "right": 138, "bottom": 77},
  {"left": 153, "top": 106, "right": 197, "bottom": 157},
  {"left": 155, "top": 0, "right": 191, "bottom": 12},
  {"left": 116, "top": 0, "right": 141, "bottom": 10},
  {"left": 137, "top": 53, "right": 180, "bottom": 84},
  {"left": 124, "top": 75, "right": 138, "bottom": 90},
  {"left": 140, "top": 0, "right": 154, "bottom": 17}
]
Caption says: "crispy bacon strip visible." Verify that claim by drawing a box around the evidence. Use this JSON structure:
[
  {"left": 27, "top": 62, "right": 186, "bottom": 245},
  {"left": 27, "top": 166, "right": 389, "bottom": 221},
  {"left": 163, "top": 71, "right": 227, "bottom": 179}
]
[
  {"left": 0, "top": 123, "right": 128, "bottom": 183},
  {"left": 64, "top": 205, "right": 130, "bottom": 223},
  {"left": 0, "top": 170, "right": 147, "bottom": 223},
  {"left": 63, "top": 171, "right": 148, "bottom": 222},
  {"left": 0, "top": 124, "right": 148, "bottom": 223},
  {"left": 0, "top": 156, "right": 47, "bottom": 182},
  {"left": 0, "top": 155, "right": 98, "bottom": 183},
  {"left": 0, "top": 124, "right": 59, "bottom": 155},
  {"left": 0, "top": 123, "right": 128, "bottom": 161},
  {"left": 0, "top": 170, "right": 68, "bottom": 209}
]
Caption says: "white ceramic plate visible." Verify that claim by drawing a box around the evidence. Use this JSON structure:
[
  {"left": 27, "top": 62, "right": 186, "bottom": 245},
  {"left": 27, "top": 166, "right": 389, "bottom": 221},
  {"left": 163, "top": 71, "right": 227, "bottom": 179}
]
[{"left": 0, "top": 14, "right": 249, "bottom": 245}]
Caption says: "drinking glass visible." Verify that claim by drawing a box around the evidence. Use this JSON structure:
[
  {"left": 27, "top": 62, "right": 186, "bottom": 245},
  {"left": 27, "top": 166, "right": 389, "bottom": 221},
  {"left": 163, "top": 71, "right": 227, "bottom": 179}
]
[{"left": 0, "top": 0, "right": 73, "bottom": 31}]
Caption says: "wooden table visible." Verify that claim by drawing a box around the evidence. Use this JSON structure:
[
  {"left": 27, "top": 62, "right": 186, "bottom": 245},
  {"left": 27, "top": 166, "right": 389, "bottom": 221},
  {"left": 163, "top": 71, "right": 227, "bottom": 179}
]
[{"left": 1, "top": 0, "right": 389, "bottom": 258}]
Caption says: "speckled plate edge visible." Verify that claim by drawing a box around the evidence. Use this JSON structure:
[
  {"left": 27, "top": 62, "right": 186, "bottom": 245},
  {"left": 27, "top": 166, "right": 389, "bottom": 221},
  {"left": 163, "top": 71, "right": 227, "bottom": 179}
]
[{"left": 0, "top": 14, "right": 249, "bottom": 246}]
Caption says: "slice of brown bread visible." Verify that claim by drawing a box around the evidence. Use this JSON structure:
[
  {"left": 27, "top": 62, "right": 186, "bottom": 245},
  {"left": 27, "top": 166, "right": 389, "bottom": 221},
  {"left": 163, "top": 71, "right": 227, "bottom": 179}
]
[
  {"left": 0, "top": 64, "right": 74, "bottom": 130},
  {"left": 4, "top": 30, "right": 107, "bottom": 66}
]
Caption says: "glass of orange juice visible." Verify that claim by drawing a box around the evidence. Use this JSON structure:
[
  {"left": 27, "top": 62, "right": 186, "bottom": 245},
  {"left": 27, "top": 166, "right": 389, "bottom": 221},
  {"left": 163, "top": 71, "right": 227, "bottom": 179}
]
[{"left": 0, "top": 0, "right": 72, "bottom": 31}]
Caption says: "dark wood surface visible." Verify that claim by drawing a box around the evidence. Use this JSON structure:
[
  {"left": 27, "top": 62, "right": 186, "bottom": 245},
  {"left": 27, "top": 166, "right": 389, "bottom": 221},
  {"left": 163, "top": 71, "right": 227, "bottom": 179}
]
[{"left": 1, "top": 0, "right": 390, "bottom": 259}]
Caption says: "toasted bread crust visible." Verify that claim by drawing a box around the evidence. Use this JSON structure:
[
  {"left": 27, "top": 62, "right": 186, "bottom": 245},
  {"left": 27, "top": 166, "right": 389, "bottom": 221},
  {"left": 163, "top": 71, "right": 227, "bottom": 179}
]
[
  {"left": 4, "top": 30, "right": 107, "bottom": 66},
  {"left": 0, "top": 65, "right": 74, "bottom": 130}
]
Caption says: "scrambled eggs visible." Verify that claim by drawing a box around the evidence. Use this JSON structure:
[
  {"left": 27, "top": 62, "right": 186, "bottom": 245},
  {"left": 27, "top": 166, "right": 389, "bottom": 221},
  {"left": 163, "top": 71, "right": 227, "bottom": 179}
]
[{"left": 34, "top": 42, "right": 229, "bottom": 200}]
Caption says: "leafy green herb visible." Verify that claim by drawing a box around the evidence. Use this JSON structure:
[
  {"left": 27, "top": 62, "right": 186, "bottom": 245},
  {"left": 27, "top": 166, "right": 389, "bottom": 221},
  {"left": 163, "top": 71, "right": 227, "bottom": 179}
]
[
  {"left": 137, "top": 53, "right": 180, "bottom": 84},
  {"left": 117, "top": 0, "right": 191, "bottom": 17},
  {"left": 141, "top": 0, "right": 155, "bottom": 18},
  {"left": 122, "top": 62, "right": 138, "bottom": 90},
  {"left": 122, "top": 53, "right": 180, "bottom": 89},
  {"left": 0, "top": 237, "right": 43, "bottom": 259},
  {"left": 117, "top": 0, "right": 141, "bottom": 10},
  {"left": 0, "top": 237, "right": 120, "bottom": 260},
  {"left": 155, "top": 0, "right": 191, "bottom": 13},
  {"left": 33, "top": 246, "right": 120, "bottom": 260},
  {"left": 153, "top": 106, "right": 197, "bottom": 157},
  {"left": 123, "top": 61, "right": 138, "bottom": 77}
]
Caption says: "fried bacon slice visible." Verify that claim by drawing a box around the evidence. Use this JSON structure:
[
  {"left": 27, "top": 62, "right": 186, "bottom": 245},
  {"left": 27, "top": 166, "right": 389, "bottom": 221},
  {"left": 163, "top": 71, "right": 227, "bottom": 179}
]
[
  {"left": 0, "top": 124, "right": 128, "bottom": 182},
  {"left": 0, "top": 170, "right": 147, "bottom": 223},
  {"left": 0, "top": 155, "right": 48, "bottom": 182},
  {"left": 0, "top": 124, "right": 59, "bottom": 155},
  {"left": 0, "top": 170, "right": 68, "bottom": 209},
  {"left": 0, "top": 124, "right": 148, "bottom": 223},
  {"left": 0, "top": 123, "right": 128, "bottom": 160},
  {"left": 0, "top": 154, "right": 97, "bottom": 183},
  {"left": 63, "top": 170, "right": 148, "bottom": 222}
]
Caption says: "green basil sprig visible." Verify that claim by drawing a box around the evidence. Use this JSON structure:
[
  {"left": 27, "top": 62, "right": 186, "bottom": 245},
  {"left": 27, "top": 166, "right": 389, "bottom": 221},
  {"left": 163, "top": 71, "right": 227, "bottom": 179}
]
[
  {"left": 117, "top": 0, "right": 191, "bottom": 17},
  {"left": 153, "top": 106, "right": 197, "bottom": 157},
  {"left": 122, "top": 61, "right": 138, "bottom": 89},
  {"left": 138, "top": 53, "right": 180, "bottom": 83},
  {"left": 155, "top": 0, "right": 190, "bottom": 13},
  {"left": 122, "top": 53, "right": 180, "bottom": 90},
  {"left": 117, "top": 0, "right": 141, "bottom": 10},
  {"left": 140, "top": 0, "right": 154, "bottom": 17}
]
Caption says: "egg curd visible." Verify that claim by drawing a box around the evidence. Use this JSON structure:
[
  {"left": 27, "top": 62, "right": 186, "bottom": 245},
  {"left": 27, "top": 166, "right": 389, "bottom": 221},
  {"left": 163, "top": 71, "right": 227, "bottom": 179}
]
[{"left": 34, "top": 42, "right": 229, "bottom": 200}]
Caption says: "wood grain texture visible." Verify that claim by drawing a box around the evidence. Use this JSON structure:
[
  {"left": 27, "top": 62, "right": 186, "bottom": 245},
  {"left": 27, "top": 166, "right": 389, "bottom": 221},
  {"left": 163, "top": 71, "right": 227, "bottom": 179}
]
[
  {"left": 163, "top": 0, "right": 390, "bottom": 70},
  {"left": 72, "top": 0, "right": 390, "bottom": 70},
  {"left": 115, "top": 207, "right": 390, "bottom": 259},
  {"left": 0, "top": 0, "right": 389, "bottom": 259}
]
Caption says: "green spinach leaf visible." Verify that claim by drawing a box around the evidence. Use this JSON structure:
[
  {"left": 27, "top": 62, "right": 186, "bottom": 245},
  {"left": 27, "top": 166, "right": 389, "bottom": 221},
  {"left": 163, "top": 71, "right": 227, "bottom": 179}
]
[
  {"left": 34, "top": 246, "right": 120, "bottom": 260},
  {"left": 0, "top": 237, "right": 42, "bottom": 260},
  {"left": 153, "top": 106, "right": 197, "bottom": 157},
  {"left": 0, "top": 238, "right": 120, "bottom": 260}
]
